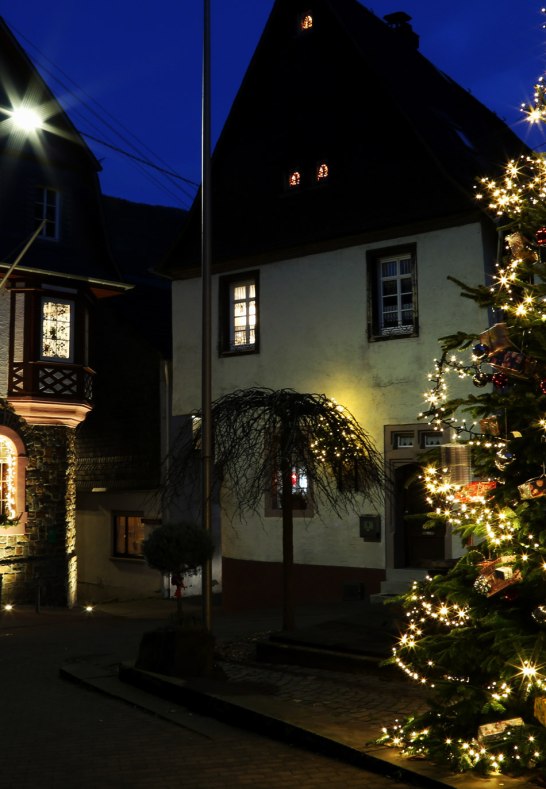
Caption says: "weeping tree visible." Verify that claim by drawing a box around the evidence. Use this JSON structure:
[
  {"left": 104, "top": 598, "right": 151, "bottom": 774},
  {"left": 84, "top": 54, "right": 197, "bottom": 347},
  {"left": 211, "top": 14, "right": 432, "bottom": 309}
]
[{"left": 165, "top": 387, "right": 385, "bottom": 630}]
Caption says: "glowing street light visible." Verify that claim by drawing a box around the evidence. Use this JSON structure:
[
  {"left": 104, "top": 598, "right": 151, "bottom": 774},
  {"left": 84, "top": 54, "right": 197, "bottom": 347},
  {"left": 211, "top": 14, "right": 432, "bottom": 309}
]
[{"left": 10, "top": 106, "right": 42, "bottom": 131}]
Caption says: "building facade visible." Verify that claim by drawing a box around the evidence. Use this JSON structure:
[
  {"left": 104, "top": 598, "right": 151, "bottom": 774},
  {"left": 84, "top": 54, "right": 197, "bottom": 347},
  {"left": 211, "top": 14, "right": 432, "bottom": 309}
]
[
  {"left": 0, "top": 17, "right": 127, "bottom": 606},
  {"left": 166, "top": 0, "right": 527, "bottom": 608}
]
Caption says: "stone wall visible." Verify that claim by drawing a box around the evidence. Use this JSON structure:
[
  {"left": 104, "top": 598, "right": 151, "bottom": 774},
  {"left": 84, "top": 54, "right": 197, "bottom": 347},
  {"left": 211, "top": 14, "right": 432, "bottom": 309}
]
[{"left": 0, "top": 404, "right": 77, "bottom": 607}]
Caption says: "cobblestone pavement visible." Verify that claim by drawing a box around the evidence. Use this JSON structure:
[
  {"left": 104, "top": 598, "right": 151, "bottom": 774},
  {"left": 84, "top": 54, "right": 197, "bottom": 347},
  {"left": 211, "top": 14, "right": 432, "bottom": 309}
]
[
  {"left": 1, "top": 606, "right": 418, "bottom": 789},
  {"left": 218, "top": 649, "right": 428, "bottom": 734}
]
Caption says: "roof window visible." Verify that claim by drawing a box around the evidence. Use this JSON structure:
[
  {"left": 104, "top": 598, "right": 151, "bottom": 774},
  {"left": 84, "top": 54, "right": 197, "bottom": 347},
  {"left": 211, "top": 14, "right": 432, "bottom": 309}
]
[
  {"left": 316, "top": 162, "right": 329, "bottom": 181},
  {"left": 299, "top": 13, "right": 313, "bottom": 31},
  {"left": 288, "top": 171, "right": 301, "bottom": 188}
]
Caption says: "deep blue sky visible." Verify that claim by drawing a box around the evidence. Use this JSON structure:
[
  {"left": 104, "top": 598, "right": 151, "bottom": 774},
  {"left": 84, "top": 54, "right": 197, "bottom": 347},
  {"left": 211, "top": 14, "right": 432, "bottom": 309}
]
[{"left": 1, "top": 1, "right": 545, "bottom": 210}]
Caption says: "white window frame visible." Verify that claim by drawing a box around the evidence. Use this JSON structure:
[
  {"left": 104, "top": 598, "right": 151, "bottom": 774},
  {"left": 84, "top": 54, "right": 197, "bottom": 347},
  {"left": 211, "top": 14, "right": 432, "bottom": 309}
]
[
  {"left": 368, "top": 246, "right": 418, "bottom": 340},
  {"left": 229, "top": 280, "right": 256, "bottom": 351},
  {"left": 378, "top": 253, "right": 414, "bottom": 335}
]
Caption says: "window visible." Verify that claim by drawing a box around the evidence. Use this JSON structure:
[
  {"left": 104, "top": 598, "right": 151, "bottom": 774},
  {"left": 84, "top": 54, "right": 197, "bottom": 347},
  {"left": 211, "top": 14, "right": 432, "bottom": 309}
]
[
  {"left": 35, "top": 187, "right": 60, "bottom": 240},
  {"left": 267, "top": 464, "right": 314, "bottom": 517},
  {"left": 368, "top": 245, "right": 418, "bottom": 339},
  {"left": 288, "top": 170, "right": 301, "bottom": 188},
  {"left": 0, "top": 437, "right": 17, "bottom": 523},
  {"left": 0, "top": 428, "right": 27, "bottom": 533},
  {"left": 219, "top": 272, "right": 259, "bottom": 355},
  {"left": 394, "top": 433, "right": 414, "bottom": 448},
  {"left": 300, "top": 13, "right": 313, "bottom": 30},
  {"left": 113, "top": 513, "right": 146, "bottom": 558},
  {"left": 41, "top": 297, "right": 74, "bottom": 361},
  {"left": 316, "top": 162, "right": 329, "bottom": 181}
]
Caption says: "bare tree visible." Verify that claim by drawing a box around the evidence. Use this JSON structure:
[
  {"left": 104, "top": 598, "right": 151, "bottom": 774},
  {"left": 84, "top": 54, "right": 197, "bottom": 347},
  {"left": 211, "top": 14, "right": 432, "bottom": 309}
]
[{"left": 166, "top": 388, "right": 384, "bottom": 630}]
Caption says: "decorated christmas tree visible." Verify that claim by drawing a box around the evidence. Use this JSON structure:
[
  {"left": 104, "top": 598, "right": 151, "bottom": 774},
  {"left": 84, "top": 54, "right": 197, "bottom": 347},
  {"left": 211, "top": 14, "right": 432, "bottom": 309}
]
[{"left": 380, "top": 45, "right": 546, "bottom": 778}]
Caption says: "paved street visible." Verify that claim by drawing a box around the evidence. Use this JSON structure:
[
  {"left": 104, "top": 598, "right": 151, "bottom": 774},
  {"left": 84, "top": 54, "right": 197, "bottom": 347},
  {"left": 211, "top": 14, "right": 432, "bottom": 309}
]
[{"left": 1, "top": 606, "right": 415, "bottom": 789}]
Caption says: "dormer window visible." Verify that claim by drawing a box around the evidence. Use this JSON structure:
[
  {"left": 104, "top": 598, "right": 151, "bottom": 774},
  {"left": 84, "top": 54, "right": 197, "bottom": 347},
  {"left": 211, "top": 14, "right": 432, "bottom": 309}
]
[
  {"left": 316, "top": 162, "right": 329, "bottom": 181},
  {"left": 35, "top": 186, "right": 60, "bottom": 240},
  {"left": 288, "top": 170, "right": 301, "bottom": 188},
  {"left": 300, "top": 13, "right": 313, "bottom": 30}
]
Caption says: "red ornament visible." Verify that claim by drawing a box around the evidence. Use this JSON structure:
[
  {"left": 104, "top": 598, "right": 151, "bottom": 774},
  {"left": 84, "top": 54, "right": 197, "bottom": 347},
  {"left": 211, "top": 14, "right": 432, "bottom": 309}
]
[
  {"left": 492, "top": 372, "right": 509, "bottom": 388},
  {"left": 536, "top": 227, "right": 546, "bottom": 246}
]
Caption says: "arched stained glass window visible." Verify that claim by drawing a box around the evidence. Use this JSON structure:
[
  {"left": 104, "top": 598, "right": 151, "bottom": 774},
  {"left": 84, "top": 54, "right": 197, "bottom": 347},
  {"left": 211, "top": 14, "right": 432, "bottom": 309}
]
[{"left": 0, "top": 436, "right": 17, "bottom": 521}]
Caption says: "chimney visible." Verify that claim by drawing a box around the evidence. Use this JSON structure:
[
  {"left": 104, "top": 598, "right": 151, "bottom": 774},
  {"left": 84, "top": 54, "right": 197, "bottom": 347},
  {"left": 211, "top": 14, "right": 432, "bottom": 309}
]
[{"left": 383, "top": 11, "right": 420, "bottom": 49}]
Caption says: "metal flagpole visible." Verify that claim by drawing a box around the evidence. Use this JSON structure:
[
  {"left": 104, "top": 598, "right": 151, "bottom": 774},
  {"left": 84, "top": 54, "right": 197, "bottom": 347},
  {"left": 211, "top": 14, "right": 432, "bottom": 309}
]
[{"left": 201, "top": 0, "right": 213, "bottom": 632}]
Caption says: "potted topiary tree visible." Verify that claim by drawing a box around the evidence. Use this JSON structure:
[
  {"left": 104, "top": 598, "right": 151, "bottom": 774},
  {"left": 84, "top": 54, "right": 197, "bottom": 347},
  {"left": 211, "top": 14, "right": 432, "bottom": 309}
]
[{"left": 135, "top": 522, "right": 218, "bottom": 678}]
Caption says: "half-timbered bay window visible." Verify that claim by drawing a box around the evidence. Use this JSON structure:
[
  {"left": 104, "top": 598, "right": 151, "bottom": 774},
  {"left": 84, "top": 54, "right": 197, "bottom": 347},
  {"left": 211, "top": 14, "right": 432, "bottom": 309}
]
[
  {"left": 367, "top": 244, "right": 418, "bottom": 339},
  {"left": 219, "top": 271, "right": 259, "bottom": 355},
  {"left": 7, "top": 280, "right": 94, "bottom": 426}
]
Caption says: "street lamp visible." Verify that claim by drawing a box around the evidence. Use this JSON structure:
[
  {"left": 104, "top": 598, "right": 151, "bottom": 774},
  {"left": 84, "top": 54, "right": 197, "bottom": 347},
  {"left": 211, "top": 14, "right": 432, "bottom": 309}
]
[{"left": 201, "top": 0, "right": 213, "bottom": 632}]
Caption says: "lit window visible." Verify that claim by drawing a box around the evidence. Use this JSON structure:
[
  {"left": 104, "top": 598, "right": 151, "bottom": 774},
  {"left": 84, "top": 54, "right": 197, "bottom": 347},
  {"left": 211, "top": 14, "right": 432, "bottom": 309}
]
[
  {"left": 219, "top": 272, "right": 259, "bottom": 355},
  {"left": 41, "top": 298, "right": 74, "bottom": 361},
  {"left": 271, "top": 466, "right": 310, "bottom": 511},
  {"left": 395, "top": 433, "right": 414, "bottom": 448},
  {"left": 288, "top": 171, "right": 301, "bottom": 188},
  {"left": 231, "top": 282, "right": 256, "bottom": 349},
  {"left": 300, "top": 13, "right": 313, "bottom": 30},
  {"left": 368, "top": 247, "right": 418, "bottom": 339},
  {"left": 0, "top": 429, "right": 26, "bottom": 533},
  {"left": 113, "top": 513, "right": 146, "bottom": 558},
  {"left": 35, "top": 187, "right": 60, "bottom": 240},
  {"left": 0, "top": 437, "right": 17, "bottom": 523},
  {"left": 316, "top": 163, "right": 329, "bottom": 181},
  {"left": 422, "top": 432, "right": 443, "bottom": 448}
]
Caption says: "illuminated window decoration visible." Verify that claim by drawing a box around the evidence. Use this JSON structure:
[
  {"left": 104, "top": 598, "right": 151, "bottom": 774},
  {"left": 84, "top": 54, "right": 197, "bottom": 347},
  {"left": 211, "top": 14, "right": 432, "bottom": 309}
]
[
  {"left": 272, "top": 465, "right": 309, "bottom": 510},
  {"left": 300, "top": 13, "right": 313, "bottom": 30},
  {"left": 113, "top": 513, "right": 146, "bottom": 558},
  {"left": 230, "top": 281, "right": 256, "bottom": 350},
  {"left": 288, "top": 170, "right": 301, "bottom": 188},
  {"left": 41, "top": 298, "right": 73, "bottom": 360},
  {"left": 35, "top": 186, "right": 60, "bottom": 240},
  {"left": 0, "top": 436, "right": 17, "bottom": 524},
  {"left": 316, "top": 162, "right": 329, "bottom": 181}
]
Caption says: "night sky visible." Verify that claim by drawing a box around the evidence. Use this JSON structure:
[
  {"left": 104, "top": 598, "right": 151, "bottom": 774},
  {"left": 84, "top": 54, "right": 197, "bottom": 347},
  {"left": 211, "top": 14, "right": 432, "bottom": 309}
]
[{"left": 1, "top": 1, "right": 545, "bottom": 210}]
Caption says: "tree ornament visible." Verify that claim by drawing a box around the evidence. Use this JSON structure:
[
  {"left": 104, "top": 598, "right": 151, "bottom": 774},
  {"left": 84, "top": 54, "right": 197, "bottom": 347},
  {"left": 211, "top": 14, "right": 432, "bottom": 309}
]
[
  {"left": 506, "top": 231, "right": 535, "bottom": 261},
  {"left": 479, "top": 415, "right": 500, "bottom": 435},
  {"left": 492, "top": 371, "right": 509, "bottom": 389},
  {"left": 479, "top": 323, "right": 512, "bottom": 352},
  {"left": 473, "top": 372, "right": 490, "bottom": 388},
  {"left": 495, "top": 445, "right": 515, "bottom": 470},
  {"left": 473, "top": 343, "right": 489, "bottom": 359},
  {"left": 518, "top": 474, "right": 546, "bottom": 499},
  {"left": 474, "top": 575, "right": 492, "bottom": 595},
  {"left": 540, "top": 379, "right": 546, "bottom": 395},
  {"left": 536, "top": 226, "right": 546, "bottom": 246}
]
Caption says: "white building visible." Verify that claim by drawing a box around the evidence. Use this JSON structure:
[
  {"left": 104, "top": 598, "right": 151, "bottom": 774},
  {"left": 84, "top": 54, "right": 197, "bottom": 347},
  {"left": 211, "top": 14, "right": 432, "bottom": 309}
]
[{"left": 163, "top": 0, "right": 526, "bottom": 610}]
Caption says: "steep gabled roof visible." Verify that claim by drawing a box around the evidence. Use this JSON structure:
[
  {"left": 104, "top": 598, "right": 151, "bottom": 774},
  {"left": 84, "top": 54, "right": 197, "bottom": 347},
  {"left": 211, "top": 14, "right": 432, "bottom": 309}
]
[
  {"left": 164, "top": 0, "right": 528, "bottom": 277},
  {"left": 0, "top": 17, "right": 124, "bottom": 287}
]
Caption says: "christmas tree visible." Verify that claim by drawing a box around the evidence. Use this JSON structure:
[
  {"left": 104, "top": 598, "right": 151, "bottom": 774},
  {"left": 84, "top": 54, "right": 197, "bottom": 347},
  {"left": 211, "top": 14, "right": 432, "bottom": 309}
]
[{"left": 380, "top": 42, "right": 546, "bottom": 778}]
